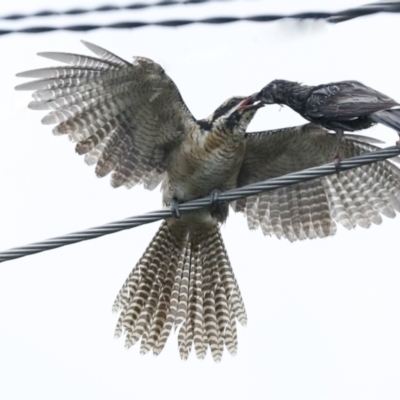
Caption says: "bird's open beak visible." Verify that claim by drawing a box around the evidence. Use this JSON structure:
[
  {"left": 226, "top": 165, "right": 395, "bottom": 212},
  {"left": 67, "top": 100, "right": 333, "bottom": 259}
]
[{"left": 238, "top": 93, "right": 263, "bottom": 110}]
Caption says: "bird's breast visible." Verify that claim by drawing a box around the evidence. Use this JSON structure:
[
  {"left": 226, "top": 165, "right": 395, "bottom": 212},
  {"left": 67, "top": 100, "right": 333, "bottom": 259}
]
[{"left": 163, "top": 128, "right": 245, "bottom": 203}]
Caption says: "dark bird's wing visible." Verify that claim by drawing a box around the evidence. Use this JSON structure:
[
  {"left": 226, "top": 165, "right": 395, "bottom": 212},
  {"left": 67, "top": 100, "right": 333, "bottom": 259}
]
[
  {"left": 15, "top": 41, "right": 196, "bottom": 189},
  {"left": 233, "top": 123, "right": 400, "bottom": 241},
  {"left": 306, "top": 81, "right": 399, "bottom": 120}
]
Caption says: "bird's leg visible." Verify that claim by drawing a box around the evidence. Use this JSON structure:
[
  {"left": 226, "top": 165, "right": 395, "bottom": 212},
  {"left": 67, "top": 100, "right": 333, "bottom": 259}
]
[
  {"left": 169, "top": 198, "right": 181, "bottom": 219},
  {"left": 333, "top": 128, "right": 345, "bottom": 171}
]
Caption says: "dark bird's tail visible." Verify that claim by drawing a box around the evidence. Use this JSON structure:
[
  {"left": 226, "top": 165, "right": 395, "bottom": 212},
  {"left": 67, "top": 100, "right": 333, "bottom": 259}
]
[
  {"left": 112, "top": 218, "right": 246, "bottom": 362},
  {"left": 371, "top": 109, "right": 400, "bottom": 132}
]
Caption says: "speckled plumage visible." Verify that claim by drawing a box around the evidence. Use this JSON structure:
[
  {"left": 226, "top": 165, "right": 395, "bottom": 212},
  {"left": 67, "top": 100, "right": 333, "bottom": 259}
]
[{"left": 16, "top": 42, "right": 400, "bottom": 361}]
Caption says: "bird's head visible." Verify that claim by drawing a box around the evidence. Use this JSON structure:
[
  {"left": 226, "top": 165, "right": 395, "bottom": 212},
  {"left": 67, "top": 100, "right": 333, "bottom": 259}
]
[
  {"left": 200, "top": 95, "right": 263, "bottom": 132},
  {"left": 257, "top": 79, "right": 299, "bottom": 104}
]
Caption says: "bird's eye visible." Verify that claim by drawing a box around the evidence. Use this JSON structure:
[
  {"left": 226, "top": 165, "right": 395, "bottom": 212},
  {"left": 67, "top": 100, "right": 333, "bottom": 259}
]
[{"left": 228, "top": 99, "right": 239, "bottom": 107}]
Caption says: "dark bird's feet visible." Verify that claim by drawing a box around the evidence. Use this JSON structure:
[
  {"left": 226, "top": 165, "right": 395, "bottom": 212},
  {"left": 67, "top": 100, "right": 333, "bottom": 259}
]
[
  {"left": 333, "top": 128, "right": 346, "bottom": 173},
  {"left": 169, "top": 198, "right": 181, "bottom": 219},
  {"left": 333, "top": 152, "right": 341, "bottom": 172}
]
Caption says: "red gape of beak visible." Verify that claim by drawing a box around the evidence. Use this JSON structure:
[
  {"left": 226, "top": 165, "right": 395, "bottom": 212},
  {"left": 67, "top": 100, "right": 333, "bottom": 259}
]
[{"left": 239, "top": 93, "right": 260, "bottom": 109}]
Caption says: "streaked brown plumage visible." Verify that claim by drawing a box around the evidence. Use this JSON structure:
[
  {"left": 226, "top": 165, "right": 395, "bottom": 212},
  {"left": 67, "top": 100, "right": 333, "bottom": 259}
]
[{"left": 16, "top": 42, "right": 400, "bottom": 361}]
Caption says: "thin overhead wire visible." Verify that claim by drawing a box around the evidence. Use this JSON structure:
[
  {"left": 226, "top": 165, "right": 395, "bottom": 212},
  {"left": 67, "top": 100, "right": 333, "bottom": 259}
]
[
  {"left": 329, "top": 1, "right": 400, "bottom": 23},
  {"left": 1, "top": 2, "right": 400, "bottom": 35},
  {"left": 0, "top": 0, "right": 240, "bottom": 21},
  {"left": 0, "top": 145, "right": 399, "bottom": 264}
]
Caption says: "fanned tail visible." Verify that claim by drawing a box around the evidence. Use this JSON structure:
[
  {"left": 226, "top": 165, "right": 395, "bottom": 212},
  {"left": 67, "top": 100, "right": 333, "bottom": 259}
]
[{"left": 113, "top": 219, "right": 246, "bottom": 362}]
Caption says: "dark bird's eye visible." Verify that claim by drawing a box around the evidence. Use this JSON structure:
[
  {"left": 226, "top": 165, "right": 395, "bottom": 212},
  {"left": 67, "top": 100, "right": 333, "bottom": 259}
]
[{"left": 228, "top": 98, "right": 240, "bottom": 107}]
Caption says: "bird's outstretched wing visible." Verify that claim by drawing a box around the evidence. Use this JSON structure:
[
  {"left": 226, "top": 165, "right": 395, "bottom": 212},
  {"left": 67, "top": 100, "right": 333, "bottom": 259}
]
[
  {"left": 233, "top": 123, "right": 400, "bottom": 242},
  {"left": 306, "top": 81, "right": 399, "bottom": 120},
  {"left": 15, "top": 41, "right": 196, "bottom": 189}
]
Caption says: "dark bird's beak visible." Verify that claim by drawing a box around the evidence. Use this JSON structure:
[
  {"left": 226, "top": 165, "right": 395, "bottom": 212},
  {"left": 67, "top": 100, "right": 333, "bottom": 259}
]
[
  {"left": 238, "top": 93, "right": 264, "bottom": 110},
  {"left": 256, "top": 86, "right": 275, "bottom": 104}
]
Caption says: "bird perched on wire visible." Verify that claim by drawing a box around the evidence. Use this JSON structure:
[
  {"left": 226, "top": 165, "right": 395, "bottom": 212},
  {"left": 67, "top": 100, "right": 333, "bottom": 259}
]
[
  {"left": 16, "top": 42, "right": 400, "bottom": 362},
  {"left": 256, "top": 79, "right": 400, "bottom": 165}
]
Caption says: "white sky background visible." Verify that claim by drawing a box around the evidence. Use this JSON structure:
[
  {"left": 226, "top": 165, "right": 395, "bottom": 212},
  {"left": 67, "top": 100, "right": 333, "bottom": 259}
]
[{"left": 1, "top": 0, "right": 400, "bottom": 399}]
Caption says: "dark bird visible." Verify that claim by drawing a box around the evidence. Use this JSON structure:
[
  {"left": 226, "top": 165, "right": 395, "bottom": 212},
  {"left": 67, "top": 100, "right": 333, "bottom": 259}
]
[
  {"left": 15, "top": 42, "right": 400, "bottom": 362},
  {"left": 256, "top": 79, "right": 400, "bottom": 164}
]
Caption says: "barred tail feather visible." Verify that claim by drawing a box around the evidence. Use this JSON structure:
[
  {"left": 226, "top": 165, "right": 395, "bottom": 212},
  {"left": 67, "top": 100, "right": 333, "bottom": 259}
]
[{"left": 113, "top": 219, "right": 246, "bottom": 362}]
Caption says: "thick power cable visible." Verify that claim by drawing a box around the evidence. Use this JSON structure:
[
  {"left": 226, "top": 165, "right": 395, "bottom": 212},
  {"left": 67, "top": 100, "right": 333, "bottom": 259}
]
[{"left": 0, "top": 145, "right": 399, "bottom": 264}]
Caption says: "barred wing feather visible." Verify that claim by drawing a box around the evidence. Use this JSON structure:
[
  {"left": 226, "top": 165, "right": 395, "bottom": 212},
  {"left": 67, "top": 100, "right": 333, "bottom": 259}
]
[
  {"left": 234, "top": 123, "right": 400, "bottom": 241},
  {"left": 15, "top": 41, "right": 196, "bottom": 190}
]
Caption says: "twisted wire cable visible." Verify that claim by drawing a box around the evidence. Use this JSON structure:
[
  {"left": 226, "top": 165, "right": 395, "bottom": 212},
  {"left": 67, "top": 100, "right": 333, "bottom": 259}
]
[
  {"left": 0, "top": 145, "right": 399, "bottom": 264},
  {"left": 1, "top": 2, "right": 400, "bottom": 35},
  {"left": 0, "top": 0, "right": 241, "bottom": 21}
]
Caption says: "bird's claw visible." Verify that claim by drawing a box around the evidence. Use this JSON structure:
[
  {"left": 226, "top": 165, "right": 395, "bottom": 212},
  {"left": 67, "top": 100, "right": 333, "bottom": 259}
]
[
  {"left": 210, "top": 189, "right": 222, "bottom": 206},
  {"left": 209, "top": 189, "right": 225, "bottom": 215},
  {"left": 169, "top": 198, "right": 181, "bottom": 219},
  {"left": 333, "top": 152, "right": 341, "bottom": 174},
  {"left": 333, "top": 128, "right": 345, "bottom": 174}
]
